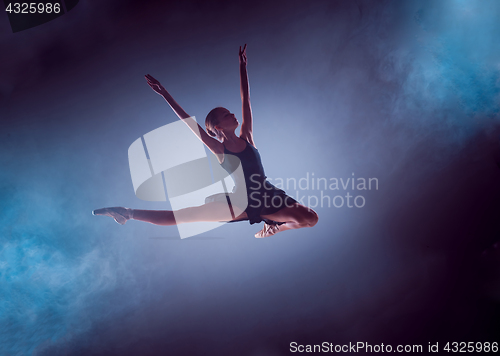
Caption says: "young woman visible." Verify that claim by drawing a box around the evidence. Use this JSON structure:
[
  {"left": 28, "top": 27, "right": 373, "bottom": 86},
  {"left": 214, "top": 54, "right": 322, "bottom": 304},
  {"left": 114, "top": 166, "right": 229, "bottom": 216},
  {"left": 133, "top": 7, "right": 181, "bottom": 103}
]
[{"left": 93, "top": 45, "right": 318, "bottom": 238}]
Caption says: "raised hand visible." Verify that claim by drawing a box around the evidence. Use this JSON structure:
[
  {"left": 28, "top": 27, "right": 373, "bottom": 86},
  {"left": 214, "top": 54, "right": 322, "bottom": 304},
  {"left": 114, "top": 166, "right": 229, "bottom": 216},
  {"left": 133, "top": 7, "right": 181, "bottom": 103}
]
[
  {"left": 145, "top": 74, "right": 166, "bottom": 96},
  {"left": 239, "top": 44, "right": 247, "bottom": 66}
]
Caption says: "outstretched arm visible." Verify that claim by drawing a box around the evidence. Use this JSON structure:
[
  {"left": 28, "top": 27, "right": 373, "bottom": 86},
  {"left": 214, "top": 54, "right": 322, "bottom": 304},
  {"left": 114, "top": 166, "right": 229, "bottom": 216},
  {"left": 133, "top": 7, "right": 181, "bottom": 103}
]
[
  {"left": 145, "top": 74, "right": 223, "bottom": 154},
  {"left": 146, "top": 74, "right": 190, "bottom": 119},
  {"left": 238, "top": 44, "right": 254, "bottom": 146}
]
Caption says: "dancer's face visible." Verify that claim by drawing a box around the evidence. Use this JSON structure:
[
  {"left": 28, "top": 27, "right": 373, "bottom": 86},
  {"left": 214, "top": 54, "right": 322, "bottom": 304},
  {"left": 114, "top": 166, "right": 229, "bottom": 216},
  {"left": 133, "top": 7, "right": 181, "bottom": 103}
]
[{"left": 215, "top": 109, "right": 238, "bottom": 131}]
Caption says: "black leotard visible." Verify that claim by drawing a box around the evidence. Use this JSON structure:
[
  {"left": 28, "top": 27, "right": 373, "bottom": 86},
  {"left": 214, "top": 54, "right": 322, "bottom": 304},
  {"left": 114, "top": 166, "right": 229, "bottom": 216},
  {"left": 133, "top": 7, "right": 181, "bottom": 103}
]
[{"left": 220, "top": 139, "right": 297, "bottom": 225}]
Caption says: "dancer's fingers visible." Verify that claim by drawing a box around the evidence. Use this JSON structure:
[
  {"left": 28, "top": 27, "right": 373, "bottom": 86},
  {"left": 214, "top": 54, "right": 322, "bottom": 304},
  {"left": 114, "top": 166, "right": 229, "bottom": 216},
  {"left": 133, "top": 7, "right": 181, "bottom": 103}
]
[
  {"left": 147, "top": 74, "right": 160, "bottom": 84},
  {"left": 146, "top": 78, "right": 158, "bottom": 87}
]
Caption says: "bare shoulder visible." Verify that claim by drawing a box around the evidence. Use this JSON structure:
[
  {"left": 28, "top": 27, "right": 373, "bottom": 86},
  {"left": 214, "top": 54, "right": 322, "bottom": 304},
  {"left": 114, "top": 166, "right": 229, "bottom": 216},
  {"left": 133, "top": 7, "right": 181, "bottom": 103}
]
[
  {"left": 240, "top": 133, "right": 256, "bottom": 149},
  {"left": 207, "top": 140, "right": 224, "bottom": 164}
]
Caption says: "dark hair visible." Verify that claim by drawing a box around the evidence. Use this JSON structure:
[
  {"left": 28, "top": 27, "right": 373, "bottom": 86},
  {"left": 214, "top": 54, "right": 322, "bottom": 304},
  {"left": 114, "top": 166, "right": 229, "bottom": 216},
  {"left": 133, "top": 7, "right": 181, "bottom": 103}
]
[{"left": 205, "top": 107, "right": 226, "bottom": 140}]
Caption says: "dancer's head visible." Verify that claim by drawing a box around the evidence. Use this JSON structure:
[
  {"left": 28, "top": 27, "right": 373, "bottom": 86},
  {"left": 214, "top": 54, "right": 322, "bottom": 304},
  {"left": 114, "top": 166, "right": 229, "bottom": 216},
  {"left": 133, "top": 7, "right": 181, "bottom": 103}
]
[{"left": 205, "top": 107, "right": 238, "bottom": 141}]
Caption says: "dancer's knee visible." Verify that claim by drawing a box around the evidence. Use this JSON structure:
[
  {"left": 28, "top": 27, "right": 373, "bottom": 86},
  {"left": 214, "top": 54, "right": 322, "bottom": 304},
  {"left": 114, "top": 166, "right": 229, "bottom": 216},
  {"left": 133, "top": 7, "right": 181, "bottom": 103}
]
[
  {"left": 305, "top": 208, "right": 319, "bottom": 227},
  {"left": 291, "top": 205, "right": 318, "bottom": 227}
]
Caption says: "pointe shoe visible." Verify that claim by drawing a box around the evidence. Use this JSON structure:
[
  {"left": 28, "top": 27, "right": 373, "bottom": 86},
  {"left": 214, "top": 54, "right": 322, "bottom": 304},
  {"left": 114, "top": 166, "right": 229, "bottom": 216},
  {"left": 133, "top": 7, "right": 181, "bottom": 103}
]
[
  {"left": 255, "top": 222, "right": 282, "bottom": 238},
  {"left": 92, "top": 207, "right": 132, "bottom": 225}
]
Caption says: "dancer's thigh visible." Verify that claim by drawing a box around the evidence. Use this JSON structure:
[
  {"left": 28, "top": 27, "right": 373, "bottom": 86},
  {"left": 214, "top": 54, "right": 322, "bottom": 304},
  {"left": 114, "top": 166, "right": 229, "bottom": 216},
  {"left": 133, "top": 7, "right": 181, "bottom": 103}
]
[{"left": 174, "top": 201, "right": 248, "bottom": 224}]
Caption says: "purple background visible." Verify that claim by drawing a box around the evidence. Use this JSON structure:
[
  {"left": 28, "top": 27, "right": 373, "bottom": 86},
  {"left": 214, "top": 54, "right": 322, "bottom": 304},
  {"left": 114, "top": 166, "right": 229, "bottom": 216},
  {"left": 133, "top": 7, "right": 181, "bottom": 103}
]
[{"left": 1, "top": 0, "right": 500, "bottom": 355}]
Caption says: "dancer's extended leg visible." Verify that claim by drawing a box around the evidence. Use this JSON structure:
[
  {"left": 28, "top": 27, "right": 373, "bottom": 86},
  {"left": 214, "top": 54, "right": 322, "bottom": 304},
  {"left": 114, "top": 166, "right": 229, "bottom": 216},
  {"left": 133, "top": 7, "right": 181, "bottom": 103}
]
[
  {"left": 257, "top": 203, "right": 318, "bottom": 238},
  {"left": 93, "top": 201, "right": 248, "bottom": 226}
]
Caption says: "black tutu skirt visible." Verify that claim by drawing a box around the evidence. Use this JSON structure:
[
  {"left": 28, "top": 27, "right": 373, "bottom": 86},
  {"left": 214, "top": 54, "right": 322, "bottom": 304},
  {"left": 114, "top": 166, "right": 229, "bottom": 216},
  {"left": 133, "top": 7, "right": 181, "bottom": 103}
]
[{"left": 205, "top": 180, "right": 298, "bottom": 225}]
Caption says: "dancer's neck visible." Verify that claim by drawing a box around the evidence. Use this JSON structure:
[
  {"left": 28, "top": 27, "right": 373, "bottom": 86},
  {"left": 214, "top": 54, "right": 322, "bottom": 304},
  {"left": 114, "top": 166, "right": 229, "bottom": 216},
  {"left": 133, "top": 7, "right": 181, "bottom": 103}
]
[{"left": 221, "top": 130, "right": 240, "bottom": 144}]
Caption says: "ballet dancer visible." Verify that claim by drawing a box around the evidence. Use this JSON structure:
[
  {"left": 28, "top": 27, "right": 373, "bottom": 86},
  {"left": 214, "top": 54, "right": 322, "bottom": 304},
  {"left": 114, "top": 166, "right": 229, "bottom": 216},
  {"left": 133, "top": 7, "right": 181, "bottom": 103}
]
[{"left": 93, "top": 44, "right": 318, "bottom": 238}]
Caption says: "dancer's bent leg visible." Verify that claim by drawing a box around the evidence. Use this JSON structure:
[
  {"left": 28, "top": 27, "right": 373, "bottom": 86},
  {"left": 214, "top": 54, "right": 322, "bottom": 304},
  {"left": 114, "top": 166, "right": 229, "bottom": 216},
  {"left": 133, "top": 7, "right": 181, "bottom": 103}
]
[{"left": 257, "top": 203, "right": 318, "bottom": 237}]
